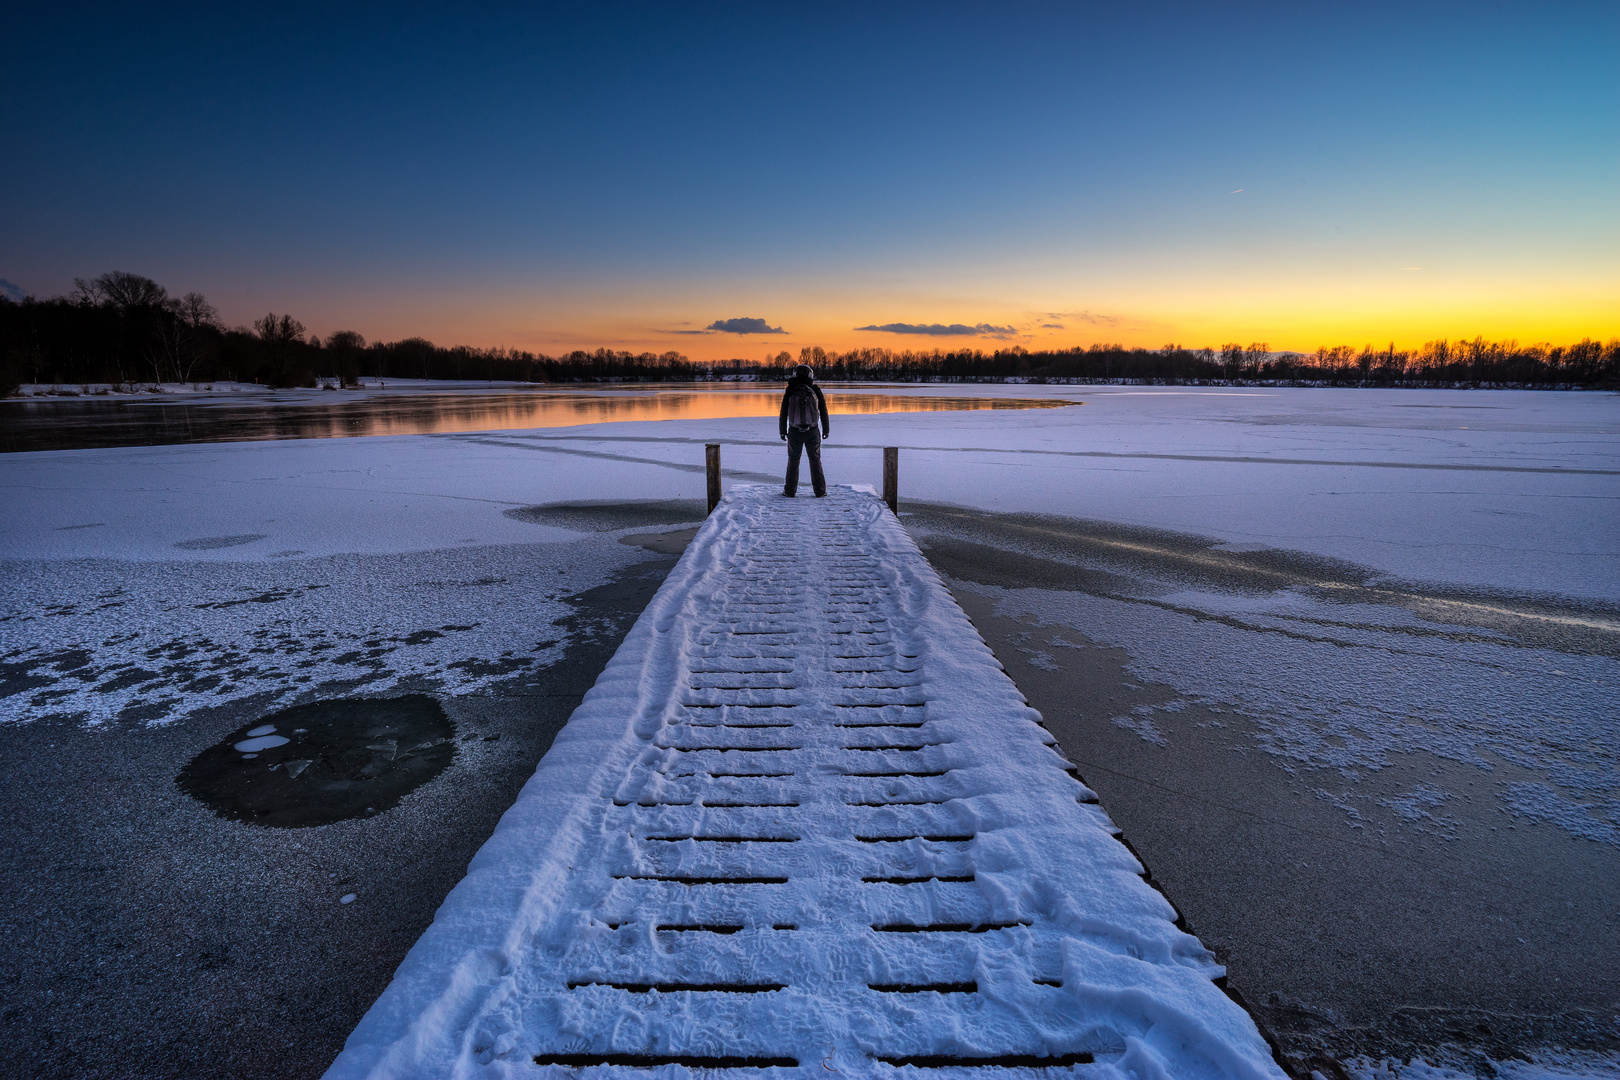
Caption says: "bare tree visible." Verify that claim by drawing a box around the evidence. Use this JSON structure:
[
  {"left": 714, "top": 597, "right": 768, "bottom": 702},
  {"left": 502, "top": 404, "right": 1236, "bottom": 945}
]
[
  {"left": 255, "top": 313, "right": 307, "bottom": 386},
  {"left": 154, "top": 292, "right": 222, "bottom": 384},
  {"left": 177, "top": 292, "right": 220, "bottom": 331},
  {"left": 325, "top": 329, "right": 366, "bottom": 386},
  {"left": 73, "top": 271, "right": 168, "bottom": 310},
  {"left": 70, "top": 272, "right": 171, "bottom": 387},
  {"left": 1244, "top": 342, "right": 1269, "bottom": 378},
  {"left": 255, "top": 313, "right": 306, "bottom": 343}
]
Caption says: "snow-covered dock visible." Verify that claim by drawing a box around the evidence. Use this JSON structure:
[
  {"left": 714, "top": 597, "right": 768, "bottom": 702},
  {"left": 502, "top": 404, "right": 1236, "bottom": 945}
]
[{"left": 326, "top": 485, "right": 1284, "bottom": 1080}]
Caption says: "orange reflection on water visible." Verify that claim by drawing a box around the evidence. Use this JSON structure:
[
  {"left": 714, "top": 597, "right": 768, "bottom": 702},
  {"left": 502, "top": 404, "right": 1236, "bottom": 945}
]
[
  {"left": 317, "top": 390, "right": 1074, "bottom": 438},
  {"left": 0, "top": 388, "right": 1077, "bottom": 452}
]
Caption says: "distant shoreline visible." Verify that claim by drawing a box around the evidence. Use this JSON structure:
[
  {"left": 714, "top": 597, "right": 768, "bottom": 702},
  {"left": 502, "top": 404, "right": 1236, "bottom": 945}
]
[
  {"left": 4, "top": 279, "right": 1616, "bottom": 394},
  {"left": 7, "top": 372, "right": 1614, "bottom": 401}
]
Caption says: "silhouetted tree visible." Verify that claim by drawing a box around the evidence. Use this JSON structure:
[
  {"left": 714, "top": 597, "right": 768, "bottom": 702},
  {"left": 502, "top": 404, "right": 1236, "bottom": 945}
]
[
  {"left": 73, "top": 271, "right": 168, "bottom": 309},
  {"left": 325, "top": 330, "right": 365, "bottom": 386},
  {"left": 151, "top": 291, "right": 222, "bottom": 385},
  {"left": 70, "top": 271, "right": 170, "bottom": 387},
  {"left": 254, "top": 313, "right": 307, "bottom": 387}
]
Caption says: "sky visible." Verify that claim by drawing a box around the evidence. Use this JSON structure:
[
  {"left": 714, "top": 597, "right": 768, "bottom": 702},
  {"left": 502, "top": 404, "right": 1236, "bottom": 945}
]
[{"left": 4, "top": 2, "right": 1617, "bottom": 360}]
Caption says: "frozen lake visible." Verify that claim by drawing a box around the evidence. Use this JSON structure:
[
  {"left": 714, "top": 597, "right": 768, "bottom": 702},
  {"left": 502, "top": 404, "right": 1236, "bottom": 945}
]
[{"left": 1, "top": 383, "right": 1616, "bottom": 1077}]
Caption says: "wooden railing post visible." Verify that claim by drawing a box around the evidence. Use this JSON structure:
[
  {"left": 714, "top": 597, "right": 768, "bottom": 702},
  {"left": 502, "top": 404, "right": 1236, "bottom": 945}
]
[
  {"left": 706, "top": 443, "right": 721, "bottom": 515},
  {"left": 882, "top": 447, "right": 898, "bottom": 514}
]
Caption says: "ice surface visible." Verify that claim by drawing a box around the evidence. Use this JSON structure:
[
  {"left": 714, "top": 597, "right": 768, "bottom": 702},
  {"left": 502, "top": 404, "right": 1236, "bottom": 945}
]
[
  {"left": 1348, "top": 1049, "right": 1620, "bottom": 1080},
  {"left": 0, "top": 538, "right": 655, "bottom": 730},
  {"left": 3, "top": 384, "right": 1611, "bottom": 1069},
  {"left": 233, "top": 734, "right": 290, "bottom": 752},
  {"left": 6, "top": 385, "right": 1611, "bottom": 592},
  {"left": 325, "top": 485, "right": 1283, "bottom": 1079},
  {"left": 3, "top": 385, "right": 1612, "bottom": 833},
  {"left": 982, "top": 583, "right": 1620, "bottom": 846}
]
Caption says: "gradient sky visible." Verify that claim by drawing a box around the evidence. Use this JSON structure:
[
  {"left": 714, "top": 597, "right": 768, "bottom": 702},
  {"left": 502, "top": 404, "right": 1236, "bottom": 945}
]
[{"left": 5, "top": 2, "right": 1616, "bottom": 359}]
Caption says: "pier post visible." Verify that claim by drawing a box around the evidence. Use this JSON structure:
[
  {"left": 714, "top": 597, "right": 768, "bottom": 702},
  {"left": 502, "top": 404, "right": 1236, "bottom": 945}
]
[
  {"left": 706, "top": 444, "right": 721, "bottom": 515},
  {"left": 883, "top": 447, "right": 898, "bottom": 514}
]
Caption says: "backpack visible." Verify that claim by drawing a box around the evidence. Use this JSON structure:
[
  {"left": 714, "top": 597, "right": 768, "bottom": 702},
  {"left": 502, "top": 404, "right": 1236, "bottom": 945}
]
[{"left": 785, "top": 383, "right": 819, "bottom": 428}]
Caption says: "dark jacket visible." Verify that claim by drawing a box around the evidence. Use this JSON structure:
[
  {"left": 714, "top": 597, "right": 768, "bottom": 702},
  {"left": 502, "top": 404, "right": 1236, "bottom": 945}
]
[{"left": 779, "top": 374, "right": 830, "bottom": 438}]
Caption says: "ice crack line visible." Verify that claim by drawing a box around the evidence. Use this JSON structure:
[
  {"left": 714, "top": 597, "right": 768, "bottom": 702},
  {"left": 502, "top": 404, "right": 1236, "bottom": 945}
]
[{"left": 327, "top": 485, "right": 1285, "bottom": 1080}]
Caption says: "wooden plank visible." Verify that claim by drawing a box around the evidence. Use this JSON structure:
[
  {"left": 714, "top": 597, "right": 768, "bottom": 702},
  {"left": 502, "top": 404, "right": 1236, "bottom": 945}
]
[
  {"left": 882, "top": 446, "right": 898, "bottom": 514},
  {"left": 706, "top": 443, "right": 722, "bottom": 514}
]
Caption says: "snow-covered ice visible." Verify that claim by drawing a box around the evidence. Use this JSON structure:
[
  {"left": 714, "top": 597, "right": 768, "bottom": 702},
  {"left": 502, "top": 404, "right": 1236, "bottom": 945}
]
[
  {"left": 1347, "top": 1049, "right": 1620, "bottom": 1080},
  {"left": 0, "top": 537, "right": 655, "bottom": 730},
  {"left": 434, "top": 386, "right": 1620, "bottom": 848},
  {"left": 2, "top": 384, "right": 1614, "bottom": 1073},
  {"left": 0, "top": 431, "right": 700, "bottom": 729},
  {"left": 325, "top": 485, "right": 1283, "bottom": 1079},
  {"left": 3, "top": 386, "right": 1613, "bottom": 835}
]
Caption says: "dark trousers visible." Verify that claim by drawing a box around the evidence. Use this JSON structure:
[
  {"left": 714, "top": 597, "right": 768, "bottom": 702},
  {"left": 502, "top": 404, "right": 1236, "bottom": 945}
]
[{"left": 784, "top": 426, "right": 826, "bottom": 496}]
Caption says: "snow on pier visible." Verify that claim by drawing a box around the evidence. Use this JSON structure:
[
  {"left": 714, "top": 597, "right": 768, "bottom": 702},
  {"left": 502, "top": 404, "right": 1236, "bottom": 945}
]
[{"left": 327, "top": 485, "right": 1283, "bottom": 1080}]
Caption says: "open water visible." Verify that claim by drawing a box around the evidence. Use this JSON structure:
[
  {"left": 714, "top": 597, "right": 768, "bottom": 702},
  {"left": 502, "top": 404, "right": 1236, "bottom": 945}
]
[{"left": 0, "top": 384, "right": 1069, "bottom": 452}]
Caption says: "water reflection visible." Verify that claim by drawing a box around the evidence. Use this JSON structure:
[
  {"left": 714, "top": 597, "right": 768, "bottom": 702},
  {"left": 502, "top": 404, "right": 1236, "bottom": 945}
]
[{"left": 0, "top": 387, "right": 1072, "bottom": 453}]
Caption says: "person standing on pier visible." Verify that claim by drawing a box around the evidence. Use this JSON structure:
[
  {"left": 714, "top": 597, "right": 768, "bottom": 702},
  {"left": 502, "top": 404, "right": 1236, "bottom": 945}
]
[{"left": 779, "top": 363, "right": 830, "bottom": 497}]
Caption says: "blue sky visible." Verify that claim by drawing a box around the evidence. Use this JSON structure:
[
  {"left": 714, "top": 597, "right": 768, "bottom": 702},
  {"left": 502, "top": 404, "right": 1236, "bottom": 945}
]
[{"left": 4, "top": 2, "right": 1616, "bottom": 355}]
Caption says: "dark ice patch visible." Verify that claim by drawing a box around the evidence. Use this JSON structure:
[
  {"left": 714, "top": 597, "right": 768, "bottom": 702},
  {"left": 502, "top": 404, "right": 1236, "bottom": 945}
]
[
  {"left": 177, "top": 695, "right": 456, "bottom": 827},
  {"left": 908, "top": 503, "right": 1620, "bottom": 656},
  {"left": 117, "top": 697, "right": 180, "bottom": 724},
  {"left": 556, "top": 565, "right": 675, "bottom": 647},
  {"left": 173, "top": 534, "right": 268, "bottom": 551},
  {"left": 0, "top": 662, "right": 55, "bottom": 699},
  {"left": 503, "top": 500, "right": 705, "bottom": 532},
  {"left": 50, "top": 649, "right": 95, "bottom": 671},
  {"left": 93, "top": 668, "right": 165, "bottom": 693},
  {"left": 620, "top": 527, "right": 699, "bottom": 557},
  {"left": 196, "top": 589, "right": 297, "bottom": 609},
  {"left": 907, "top": 504, "right": 1374, "bottom": 596},
  {"left": 2, "top": 648, "right": 100, "bottom": 699},
  {"left": 919, "top": 535, "right": 1137, "bottom": 594},
  {"left": 445, "top": 656, "right": 531, "bottom": 679}
]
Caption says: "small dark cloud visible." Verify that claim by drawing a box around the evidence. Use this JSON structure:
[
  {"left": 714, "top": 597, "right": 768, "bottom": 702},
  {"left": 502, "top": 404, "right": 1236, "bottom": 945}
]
[
  {"left": 0, "top": 279, "right": 27, "bottom": 302},
  {"left": 854, "top": 322, "right": 1019, "bottom": 338},
  {"left": 669, "top": 330, "right": 712, "bottom": 335},
  {"left": 707, "top": 317, "right": 786, "bottom": 334},
  {"left": 1041, "top": 323, "right": 1065, "bottom": 329}
]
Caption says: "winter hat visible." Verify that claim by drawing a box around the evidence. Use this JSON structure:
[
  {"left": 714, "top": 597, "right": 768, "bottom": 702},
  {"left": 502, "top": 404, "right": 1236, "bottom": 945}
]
[{"left": 794, "top": 364, "right": 814, "bottom": 380}]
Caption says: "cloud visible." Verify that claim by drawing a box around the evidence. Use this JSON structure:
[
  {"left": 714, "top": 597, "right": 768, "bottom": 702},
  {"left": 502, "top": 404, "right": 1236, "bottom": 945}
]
[
  {"left": 854, "top": 322, "right": 1019, "bottom": 338},
  {"left": 1049, "top": 310, "right": 1124, "bottom": 327},
  {"left": 1041, "top": 323, "right": 1065, "bottom": 329},
  {"left": 707, "top": 317, "right": 786, "bottom": 334},
  {"left": 669, "top": 329, "right": 712, "bottom": 335},
  {"left": 0, "top": 279, "right": 27, "bottom": 302}
]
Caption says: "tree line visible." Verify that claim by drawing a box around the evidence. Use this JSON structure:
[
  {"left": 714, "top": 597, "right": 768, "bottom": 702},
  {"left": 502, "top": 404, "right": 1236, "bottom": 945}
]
[
  {"left": 762, "top": 340, "right": 1619, "bottom": 388},
  {"left": 0, "top": 272, "right": 701, "bottom": 394},
  {"left": 3, "top": 272, "right": 1615, "bottom": 395}
]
